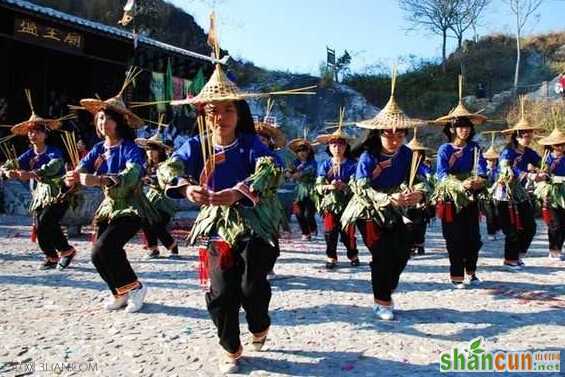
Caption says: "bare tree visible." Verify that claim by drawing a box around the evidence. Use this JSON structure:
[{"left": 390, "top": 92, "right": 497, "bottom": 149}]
[
  {"left": 503, "top": 0, "right": 544, "bottom": 90},
  {"left": 450, "top": 0, "right": 491, "bottom": 49},
  {"left": 399, "top": 0, "right": 460, "bottom": 72}
]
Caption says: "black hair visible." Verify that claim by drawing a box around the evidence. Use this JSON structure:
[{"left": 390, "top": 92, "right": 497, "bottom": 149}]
[
  {"left": 146, "top": 144, "right": 168, "bottom": 163},
  {"left": 442, "top": 117, "right": 476, "bottom": 142},
  {"left": 94, "top": 109, "right": 136, "bottom": 141},
  {"left": 505, "top": 130, "right": 533, "bottom": 150},
  {"left": 354, "top": 129, "right": 409, "bottom": 157},
  {"left": 296, "top": 144, "right": 315, "bottom": 161}
]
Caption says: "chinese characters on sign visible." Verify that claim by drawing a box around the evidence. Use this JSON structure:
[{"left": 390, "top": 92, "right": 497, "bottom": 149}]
[{"left": 14, "top": 18, "right": 84, "bottom": 51}]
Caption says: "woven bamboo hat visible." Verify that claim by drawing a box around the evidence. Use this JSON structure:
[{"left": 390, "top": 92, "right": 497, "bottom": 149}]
[
  {"left": 254, "top": 99, "right": 287, "bottom": 149},
  {"left": 501, "top": 96, "right": 542, "bottom": 134},
  {"left": 406, "top": 127, "right": 431, "bottom": 152},
  {"left": 288, "top": 128, "right": 315, "bottom": 153},
  {"left": 537, "top": 127, "right": 565, "bottom": 146},
  {"left": 316, "top": 108, "right": 354, "bottom": 144},
  {"left": 10, "top": 90, "right": 63, "bottom": 136},
  {"left": 435, "top": 75, "right": 487, "bottom": 126},
  {"left": 135, "top": 114, "right": 172, "bottom": 151},
  {"left": 481, "top": 131, "right": 500, "bottom": 160},
  {"left": 79, "top": 67, "right": 144, "bottom": 129},
  {"left": 356, "top": 66, "right": 423, "bottom": 131}
]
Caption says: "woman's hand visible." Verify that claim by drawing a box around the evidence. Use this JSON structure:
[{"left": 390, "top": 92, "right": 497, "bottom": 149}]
[
  {"left": 390, "top": 192, "right": 406, "bottom": 207},
  {"left": 209, "top": 188, "right": 243, "bottom": 206},
  {"left": 404, "top": 191, "right": 424, "bottom": 206},
  {"left": 184, "top": 185, "right": 211, "bottom": 205},
  {"left": 332, "top": 180, "right": 347, "bottom": 191},
  {"left": 17, "top": 171, "right": 37, "bottom": 181},
  {"left": 64, "top": 170, "right": 79, "bottom": 187},
  {"left": 6, "top": 170, "right": 19, "bottom": 179}
]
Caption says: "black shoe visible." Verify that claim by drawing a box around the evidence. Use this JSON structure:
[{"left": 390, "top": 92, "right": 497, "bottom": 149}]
[
  {"left": 145, "top": 249, "right": 160, "bottom": 259},
  {"left": 168, "top": 245, "right": 180, "bottom": 259},
  {"left": 417, "top": 247, "right": 425, "bottom": 255},
  {"left": 350, "top": 258, "right": 360, "bottom": 267},
  {"left": 39, "top": 259, "right": 58, "bottom": 270},
  {"left": 325, "top": 261, "right": 337, "bottom": 270},
  {"left": 57, "top": 250, "right": 76, "bottom": 270},
  {"left": 468, "top": 274, "right": 481, "bottom": 286}
]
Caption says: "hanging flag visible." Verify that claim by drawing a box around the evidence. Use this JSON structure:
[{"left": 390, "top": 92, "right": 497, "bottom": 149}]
[
  {"left": 118, "top": 0, "right": 136, "bottom": 26},
  {"left": 151, "top": 72, "right": 165, "bottom": 113},
  {"left": 164, "top": 58, "right": 173, "bottom": 103},
  {"left": 190, "top": 68, "right": 206, "bottom": 95}
]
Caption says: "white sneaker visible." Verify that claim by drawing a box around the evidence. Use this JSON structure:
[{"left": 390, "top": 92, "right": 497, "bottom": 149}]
[
  {"left": 372, "top": 304, "right": 394, "bottom": 320},
  {"left": 125, "top": 284, "right": 147, "bottom": 313},
  {"left": 104, "top": 294, "right": 128, "bottom": 311},
  {"left": 451, "top": 281, "right": 466, "bottom": 289},
  {"left": 218, "top": 354, "right": 240, "bottom": 374}
]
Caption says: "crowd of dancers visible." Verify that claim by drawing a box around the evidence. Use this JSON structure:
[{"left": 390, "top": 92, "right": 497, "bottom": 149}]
[{"left": 0, "top": 21, "right": 563, "bottom": 374}]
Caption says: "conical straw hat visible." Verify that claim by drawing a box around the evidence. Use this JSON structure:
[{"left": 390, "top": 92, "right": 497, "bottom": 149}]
[
  {"left": 501, "top": 96, "right": 542, "bottom": 134},
  {"left": 481, "top": 131, "right": 500, "bottom": 159},
  {"left": 256, "top": 122, "right": 287, "bottom": 149},
  {"left": 537, "top": 127, "right": 565, "bottom": 146},
  {"left": 80, "top": 67, "right": 144, "bottom": 129},
  {"left": 288, "top": 138, "right": 315, "bottom": 153},
  {"left": 483, "top": 145, "right": 499, "bottom": 160},
  {"left": 316, "top": 108, "right": 354, "bottom": 144},
  {"left": 434, "top": 75, "right": 487, "bottom": 126},
  {"left": 11, "top": 90, "right": 62, "bottom": 136},
  {"left": 356, "top": 66, "right": 422, "bottom": 131},
  {"left": 406, "top": 127, "right": 430, "bottom": 152},
  {"left": 135, "top": 114, "right": 172, "bottom": 151},
  {"left": 254, "top": 97, "right": 287, "bottom": 149}
]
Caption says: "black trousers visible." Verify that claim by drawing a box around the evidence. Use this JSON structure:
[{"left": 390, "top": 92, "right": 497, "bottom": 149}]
[
  {"left": 91, "top": 216, "right": 141, "bottom": 296},
  {"left": 323, "top": 212, "right": 358, "bottom": 260},
  {"left": 441, "top": 202, "right": 483, "bottom": 280},
  {"left": 358, "top": 219, "right": 409, "bottom": 303},
  {"left": 483, "top": 200, "right": 499, "bottom": 235},
  {"left": 205, "top": 236, "right": 278, "bottom": 354},
  {"left": 33, "top": 201, "right": 72, "bottom": 259},
  {"left": 142, "top": 211, "right": 175, "bottom": 249},
  {"left": 495, "top": 200, "right": 537, "bottom": 261},
  {"left": 294, "top": 198, "right": 317, "bottom": 236},
  {"left": 548, "top": 207, "right": 565, "bottom": 251},
  {"left": 406, "top": 208, "right": 427, "bottom": 248}
]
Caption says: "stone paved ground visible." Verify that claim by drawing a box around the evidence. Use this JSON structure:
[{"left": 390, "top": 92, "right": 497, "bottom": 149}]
[{"left": 0, "top": 214, "right": 563, "bottom": 376}]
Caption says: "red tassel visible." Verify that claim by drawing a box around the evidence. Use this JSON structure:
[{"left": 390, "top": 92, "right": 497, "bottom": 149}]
[
  {"left": 323, "top": 212, "right": 336, "bottom": 232},
  {"left": 364, "top": 220, "right": 380, "bottom": 248},
  {"left": 508, "top": 203, "right": 516, "bottom": 225},
  {"left": 198, "top": 246, "right": 209, "bottom": 288},
  {"left": 345, "top": 224, "right": 357, "bottom": 250},
  {"left": 542, "top": 206, "right": 552, "bottom": 224},
  {"left": 292, "top": 201, "right": 300, "bottom": 216},
  {"left": 214, "top": 240, "right": 234, "bottom": 271},
  {"left": 436, "top": 201, "right": 445, "bottom": 220},
  {"left": 514, "top": 207, "right": 523, "bottom": 230},
  {"left": 445, "top": 202, "right": 455, "bottom": 223},
  {"left": 31, "top": 224, "right": 37, "bottom": 243}
]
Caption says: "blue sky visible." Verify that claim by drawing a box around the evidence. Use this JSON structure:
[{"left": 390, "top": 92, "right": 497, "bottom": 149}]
[{"left": 169, "top": 0, "right": 565, "bottom": 75}]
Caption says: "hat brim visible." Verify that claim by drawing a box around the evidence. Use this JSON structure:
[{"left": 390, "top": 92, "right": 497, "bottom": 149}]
[
  {"left": 288, "top": 138, "right": 314, "bottom": 153},
  {"left": 80, "top": 98, "right": 144, "bottom": 129},
  {"left": 255, "top": 123, "right": 287, "bottom": 149},
  {"left": 135, "top": 138, "right": 172, "bottom": 151},
  {"left": 501, "top": 125, "right": 543, "bottom": 134},
  {"left": 315, "top": 133, "right": 353, "bottom": 145},
  {"left": 434, "top": 113, "right": 487, "bottom": 126},
  {"left": 11, "top": 117, "right": 61, "bottom": 136}
]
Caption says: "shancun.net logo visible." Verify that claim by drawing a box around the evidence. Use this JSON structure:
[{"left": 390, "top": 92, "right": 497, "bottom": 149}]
[{"left": 440, "top": 337, "right": 561, "bottom": 373}]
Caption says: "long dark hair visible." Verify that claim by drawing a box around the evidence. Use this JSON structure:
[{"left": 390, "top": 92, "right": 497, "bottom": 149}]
[
  {"left": 94, "top": 109, "right": 136, "bottom": 141},
  {"left": 443, "top": 117, "right": 476, "bottom": 142},
  {"left": 234, "top": 100, "right": 256, "bottom": 135},
  {"left": 146, "top": 145, "right": 168, "bottom": 169}
]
